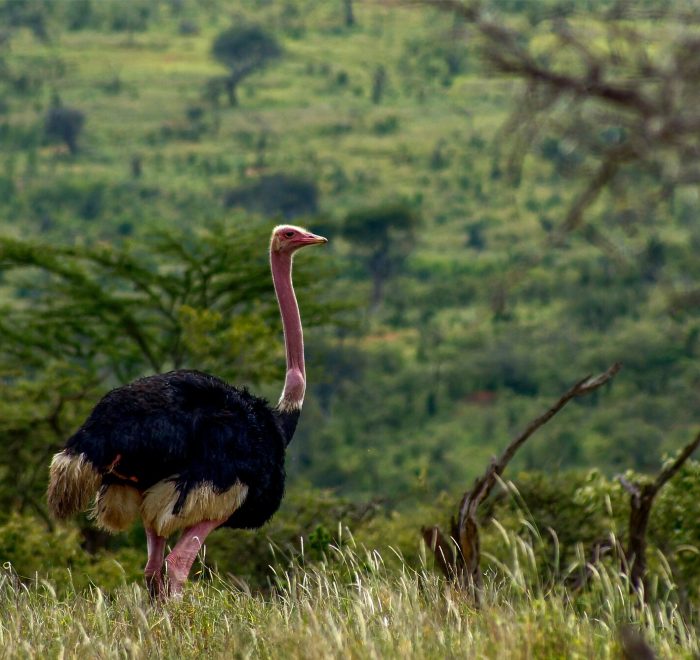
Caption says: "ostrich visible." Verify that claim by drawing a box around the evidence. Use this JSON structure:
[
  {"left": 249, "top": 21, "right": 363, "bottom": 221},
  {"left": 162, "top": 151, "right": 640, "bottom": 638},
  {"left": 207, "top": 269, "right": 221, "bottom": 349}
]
[{"left": 47, "top": 224, "right": 327, "bottom": 598}]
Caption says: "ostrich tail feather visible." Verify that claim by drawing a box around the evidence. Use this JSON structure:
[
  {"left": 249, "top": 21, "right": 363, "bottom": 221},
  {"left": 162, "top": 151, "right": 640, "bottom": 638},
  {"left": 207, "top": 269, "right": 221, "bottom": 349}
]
[{"left": 47, "top": 450, "right": 101, "bottom": 520}]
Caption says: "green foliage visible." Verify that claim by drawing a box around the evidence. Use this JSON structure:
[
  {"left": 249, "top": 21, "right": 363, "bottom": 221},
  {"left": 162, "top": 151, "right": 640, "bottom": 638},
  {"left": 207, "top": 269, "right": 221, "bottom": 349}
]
[
  {"left": 0, "top": 512, "right": 141, "bottom": 592},
  {"left": 0, "top": 0, "right": 50, "bottom": 41},
  {"left": 210, "top": 25, "right": 281, "bottom": 106},
  {"left": 342, "top": 203, "right": 421, "bottom": 307},
  {"left": 0, "top": 222, "right": 326, "bottom": 378},
  {"left": 400, "top": 32, "right": 471, "bottom": 93},
  {"left": 223, "top": 174, "right": 318, "bottom": 219}
]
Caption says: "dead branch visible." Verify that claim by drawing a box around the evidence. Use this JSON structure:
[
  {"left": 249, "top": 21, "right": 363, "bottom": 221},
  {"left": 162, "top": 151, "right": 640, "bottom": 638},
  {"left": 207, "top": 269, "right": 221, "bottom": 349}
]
[
  {"left": 423, "top": 363, "right": 621, "bottom": 599},
  {"left": 618, "top": 475, "right": 641, "bottom": 501},
  {"left": 615, "top": 430, "right": 700, "bottom": 592},
  {"left": 653, "top": 431, "right": 700, "bottom": 492}
]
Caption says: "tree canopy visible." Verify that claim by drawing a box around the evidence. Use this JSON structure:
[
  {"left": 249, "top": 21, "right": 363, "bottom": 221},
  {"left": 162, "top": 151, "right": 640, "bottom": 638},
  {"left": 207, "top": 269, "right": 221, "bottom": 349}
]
[{"left": 210, "top": 25, "right": 281, "bottom": 106}]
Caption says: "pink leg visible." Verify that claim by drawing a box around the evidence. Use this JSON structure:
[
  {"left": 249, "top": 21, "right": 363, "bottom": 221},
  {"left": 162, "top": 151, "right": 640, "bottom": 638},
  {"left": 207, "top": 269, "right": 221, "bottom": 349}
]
[
  {"left": 165, "top": 519, "right": 225, "bottom": 597},
  {"left": 145, "top": 527, "right": 167, "bottom": 600}
]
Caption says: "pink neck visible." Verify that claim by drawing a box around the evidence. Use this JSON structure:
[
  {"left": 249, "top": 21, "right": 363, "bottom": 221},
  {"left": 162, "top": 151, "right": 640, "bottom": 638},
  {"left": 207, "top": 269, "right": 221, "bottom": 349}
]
[{"left": 270, "top": 249, "right": 305, "bottom": 411}]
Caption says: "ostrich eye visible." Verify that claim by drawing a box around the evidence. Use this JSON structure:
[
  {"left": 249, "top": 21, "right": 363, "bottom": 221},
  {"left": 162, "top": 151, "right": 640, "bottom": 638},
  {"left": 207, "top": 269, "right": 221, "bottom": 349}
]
[{"left": 284, "top": 231, "right": 294, "bottom": 238}]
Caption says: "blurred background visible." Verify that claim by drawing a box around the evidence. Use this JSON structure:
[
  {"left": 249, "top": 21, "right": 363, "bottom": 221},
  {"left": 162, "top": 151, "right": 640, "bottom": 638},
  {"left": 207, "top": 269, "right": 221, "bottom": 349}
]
[{"left": 0, "top": 0, "right": 699, "bottom": 590}]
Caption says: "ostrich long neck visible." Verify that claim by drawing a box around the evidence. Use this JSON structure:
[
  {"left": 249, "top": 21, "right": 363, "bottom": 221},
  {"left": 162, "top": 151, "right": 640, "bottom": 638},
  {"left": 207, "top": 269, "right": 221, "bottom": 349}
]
[{"left": 271, "top": 249, "right": 305, "bottom": 412}]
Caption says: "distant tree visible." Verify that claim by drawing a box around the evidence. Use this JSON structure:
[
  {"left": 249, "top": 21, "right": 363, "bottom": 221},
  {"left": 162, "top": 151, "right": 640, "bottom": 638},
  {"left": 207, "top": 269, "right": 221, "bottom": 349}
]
[
  {"left": 108, "top": 0, "right": 153, "bottom": 37},
  {"left": 130, "top": 153, "right": 142, "bottom": 179},
  {"left": 343, "top": 0, "right": 355, "bottom": 27},
  {"left": 371, "top": 65, "right": 387, "bottom": 104},
  {"left": 343, "top": 204, "right": 421, "bottom": 309},
  {"left": 224, "top": 174, "right": 318, "bottom": 218},
  {"left": 210, "top": 25, "right": 281, "bottom": 106},
  {"left": 64, "top": 0, "right": 94, "bottom": 31},
  {"left": 400, "top": 33, "right": 470, "bottom": 93},
  {"left": 44, "top": 104, "right": 85, "bottom": 155},
  {"left": 0, "top": 0, "right": 49, "bottom": 41}
]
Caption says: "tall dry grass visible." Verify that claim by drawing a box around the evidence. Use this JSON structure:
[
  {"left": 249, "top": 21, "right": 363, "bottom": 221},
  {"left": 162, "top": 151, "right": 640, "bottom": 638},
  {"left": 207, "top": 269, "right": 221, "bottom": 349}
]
[{"left": 0, "top": 526, "right": 697, "bottom": 659}]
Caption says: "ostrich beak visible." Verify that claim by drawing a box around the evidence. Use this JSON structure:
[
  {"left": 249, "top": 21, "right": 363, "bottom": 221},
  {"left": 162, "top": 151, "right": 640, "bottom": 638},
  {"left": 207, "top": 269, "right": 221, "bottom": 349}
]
[{"left": 300, "top": 231, "right": 328, "bottom": 246}]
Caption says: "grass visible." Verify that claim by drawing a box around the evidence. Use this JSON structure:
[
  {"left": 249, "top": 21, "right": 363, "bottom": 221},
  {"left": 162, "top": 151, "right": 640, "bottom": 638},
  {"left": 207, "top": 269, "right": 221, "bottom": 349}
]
[{"left": 1, "top": 531, "right": 697, "bottom": 659}]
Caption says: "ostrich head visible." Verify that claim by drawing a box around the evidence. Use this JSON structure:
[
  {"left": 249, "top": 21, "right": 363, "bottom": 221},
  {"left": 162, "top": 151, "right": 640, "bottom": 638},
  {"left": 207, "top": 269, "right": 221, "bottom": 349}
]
[{"left": 271, "top": 224, "right": 327, "bottom": 254}]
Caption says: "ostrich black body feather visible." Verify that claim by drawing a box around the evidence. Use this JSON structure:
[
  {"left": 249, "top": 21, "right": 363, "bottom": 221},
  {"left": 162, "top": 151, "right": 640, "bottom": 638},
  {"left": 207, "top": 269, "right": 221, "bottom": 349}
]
[{"left": 65, "top": 370, "right": 298, "bottom": 530}]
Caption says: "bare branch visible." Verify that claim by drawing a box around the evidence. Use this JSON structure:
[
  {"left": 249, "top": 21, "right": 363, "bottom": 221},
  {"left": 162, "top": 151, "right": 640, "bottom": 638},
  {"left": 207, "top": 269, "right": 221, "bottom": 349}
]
[
  {"left": 555, "top": 155, "right": 625, "bottom": 238},
  {"left": 423, "top": 363, "right": 621, "bottom": 595},
  {"left": 653, "top": 430, "right": 700, "bottom": 493},
  {"left": 492, "top": 363, "right": 621, "bottom": 487}
]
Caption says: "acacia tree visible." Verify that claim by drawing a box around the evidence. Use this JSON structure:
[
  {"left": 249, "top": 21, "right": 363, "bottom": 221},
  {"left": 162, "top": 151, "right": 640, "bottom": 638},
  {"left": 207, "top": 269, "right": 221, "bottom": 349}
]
[
  {"left": 342, "top": 204, "right": 421, "bottom": 309},
  {"left": 210, "top": 25, "right": 281, "bottom": 106},
  {"left": 431, "top": 0, "right": 700, "bottom": 227}
]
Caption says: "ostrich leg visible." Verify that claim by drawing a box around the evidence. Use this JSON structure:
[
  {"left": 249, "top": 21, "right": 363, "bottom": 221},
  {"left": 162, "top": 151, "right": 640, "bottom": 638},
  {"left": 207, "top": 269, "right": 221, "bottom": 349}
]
[
  {"left": 165, "top": 519, "right": 226, "bottom": 597},
  {"left": 144, "top": 527, "right": 167, "bottom": 600}
]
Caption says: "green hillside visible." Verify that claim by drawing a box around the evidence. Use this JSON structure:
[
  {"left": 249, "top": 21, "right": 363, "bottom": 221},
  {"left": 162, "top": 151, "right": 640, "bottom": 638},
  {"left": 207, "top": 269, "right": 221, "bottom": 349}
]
[
  {"left": 1, "top": 0, "right": 699, "bottom": 496},
  {"left": 8, "top": 2, "right": 696, "bottom": 495}
]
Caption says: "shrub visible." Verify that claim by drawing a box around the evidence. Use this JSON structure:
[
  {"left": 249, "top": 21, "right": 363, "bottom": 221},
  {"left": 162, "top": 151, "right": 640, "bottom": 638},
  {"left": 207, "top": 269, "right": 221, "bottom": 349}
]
[
  {"left": 0, "top": 513, "right": 141, "bottom": 593},
  {"left": 45, "top": 106, "right": 85, "bottom": 155},
  {"left": 223, "top": 174, "right": 318, "bottom": 218}
]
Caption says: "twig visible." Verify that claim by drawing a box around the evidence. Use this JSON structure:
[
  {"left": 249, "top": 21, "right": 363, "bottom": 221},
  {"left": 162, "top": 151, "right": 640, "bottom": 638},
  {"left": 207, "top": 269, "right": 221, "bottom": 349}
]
[
  {"left": 653, "top": 431, "right": 700, "bottom": 492},
  {"left": 481, "top": 362, "right": 621, "bottom": 503}
]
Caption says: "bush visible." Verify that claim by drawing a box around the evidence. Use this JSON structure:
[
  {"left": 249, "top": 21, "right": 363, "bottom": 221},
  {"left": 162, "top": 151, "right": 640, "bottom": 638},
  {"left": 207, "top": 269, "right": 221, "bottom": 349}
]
[
  {"left": 45, "top": 106, "right": 85, "bottom": 155},
  {"left": 0, "top": 513, "right": 141, "bottom": 593},
  {"left": 223, "top": 174, "right": 318, "bottom": 218}
]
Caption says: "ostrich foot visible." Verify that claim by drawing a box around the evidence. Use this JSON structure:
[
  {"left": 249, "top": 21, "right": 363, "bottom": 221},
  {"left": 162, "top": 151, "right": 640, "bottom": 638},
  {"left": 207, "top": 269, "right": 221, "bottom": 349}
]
[
  {"left": 144, "top": 527, "right": 167, "bottom": 601},
  {"left": 145, "top": 568, "right": 166, "bottom": 601},
  {"left": 164, "top": 519, "right": 225, "bottom": 598}
]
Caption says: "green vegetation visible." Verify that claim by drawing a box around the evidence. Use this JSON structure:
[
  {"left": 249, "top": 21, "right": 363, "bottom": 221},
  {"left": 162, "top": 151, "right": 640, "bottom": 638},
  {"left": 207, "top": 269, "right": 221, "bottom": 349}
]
[
  {"left": 1, "top": 0, "right": 700, "bottom": 654},
  {"left": 210, "top": 24, "right": 282, "bottom": 107},
  {"left": 1, "top": 535, "right": 698, "bottom": 658}
]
